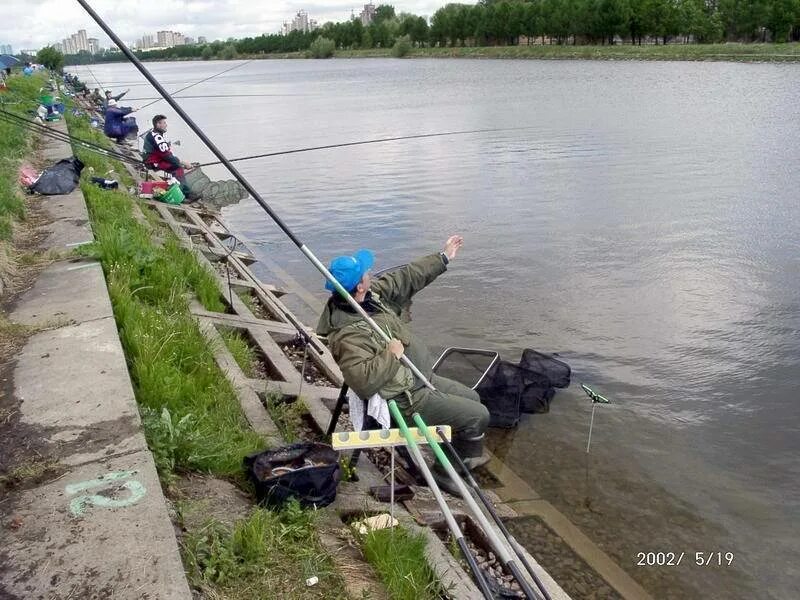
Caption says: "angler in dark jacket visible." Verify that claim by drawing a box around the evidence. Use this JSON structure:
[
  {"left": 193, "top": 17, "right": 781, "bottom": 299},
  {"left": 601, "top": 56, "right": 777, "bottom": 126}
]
[
  {"left": 317, "top": 236, "right": 490, "bottom": 495},
  {"left": 142, "top": 114, "right": 192, "bottom": 189},
  {"left": 103, "top": 100, "right": 138, "bottom": 142}
]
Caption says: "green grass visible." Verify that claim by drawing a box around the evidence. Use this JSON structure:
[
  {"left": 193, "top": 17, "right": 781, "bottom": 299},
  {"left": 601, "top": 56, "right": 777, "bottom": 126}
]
[
  {"left": 264, "top": 391, "right": 309, "bottom": 443},
  {"left": 334, "top": 42, "right": 800, "bottom": 62},
  {"left": 64, "top": 110, "right": 264, "bottom": 481},
  {"left": 360, "top": 526, "right": 444, "bottom": 600},
  {"left": 219, "top": 326, "right": 258, "bottom": 378},
  {"left": 181, "top": 500, "right": 348, "bottom": 599},
  {"left": 0, "top": 73, "right": 47, "bottom": 240}
]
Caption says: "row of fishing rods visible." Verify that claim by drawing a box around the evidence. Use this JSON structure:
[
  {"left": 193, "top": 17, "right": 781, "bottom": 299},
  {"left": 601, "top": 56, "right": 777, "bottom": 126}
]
[{"left": 67, "top": 2, "right": 554, "bottom": 597}]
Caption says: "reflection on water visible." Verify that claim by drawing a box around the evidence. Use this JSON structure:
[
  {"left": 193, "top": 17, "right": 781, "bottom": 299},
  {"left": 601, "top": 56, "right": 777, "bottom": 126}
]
[{"left": 76, "top": 58, "right": 800, "bottom": 599}]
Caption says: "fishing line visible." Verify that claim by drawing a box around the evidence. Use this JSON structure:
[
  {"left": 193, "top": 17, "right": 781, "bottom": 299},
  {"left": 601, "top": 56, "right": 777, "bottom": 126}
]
[
  {"left": 137, "top": 60, "right": 253, "bottom": 111},
  {"left": 125, "top": 93, "right": 302, "bottom": 101},
  {"left": 84, "top": 63, "right": 104, "bottom": 91},
  {"left": 197, "top": 126, "right": 531, "bottom": 168}
]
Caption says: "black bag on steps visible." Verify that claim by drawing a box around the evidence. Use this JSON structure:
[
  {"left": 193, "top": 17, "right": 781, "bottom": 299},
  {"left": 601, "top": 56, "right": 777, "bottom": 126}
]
[{"left": 244, "top": 442, "right": 341, "bottom": 509}]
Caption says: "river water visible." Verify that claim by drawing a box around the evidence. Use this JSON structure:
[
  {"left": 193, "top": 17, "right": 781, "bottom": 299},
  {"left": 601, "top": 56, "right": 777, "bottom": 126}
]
[{"left": 75, "top": 58, "right": 800, "bottom": 599}]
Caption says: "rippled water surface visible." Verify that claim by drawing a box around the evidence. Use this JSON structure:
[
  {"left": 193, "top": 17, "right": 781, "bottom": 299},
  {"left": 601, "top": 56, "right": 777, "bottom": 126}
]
[{"left": 77, "top": 59, "right": 800, "bottom": 599}]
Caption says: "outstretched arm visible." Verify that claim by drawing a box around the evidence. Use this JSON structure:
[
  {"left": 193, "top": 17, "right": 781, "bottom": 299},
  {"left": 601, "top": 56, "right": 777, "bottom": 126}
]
[{"left": 372, "top": 235, "right": 464, "bottom": 306}]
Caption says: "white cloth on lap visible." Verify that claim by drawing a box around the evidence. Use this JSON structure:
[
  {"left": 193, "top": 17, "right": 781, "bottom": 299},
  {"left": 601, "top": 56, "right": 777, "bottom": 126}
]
[{"left": 347, "top": 389, "right": 391, "bottom": 431}]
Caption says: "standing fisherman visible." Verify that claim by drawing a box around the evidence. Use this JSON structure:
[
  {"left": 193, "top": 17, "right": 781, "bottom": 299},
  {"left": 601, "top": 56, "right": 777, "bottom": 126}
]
[{"left": 142, "top": 114, "right": 193, "bottom": 194}]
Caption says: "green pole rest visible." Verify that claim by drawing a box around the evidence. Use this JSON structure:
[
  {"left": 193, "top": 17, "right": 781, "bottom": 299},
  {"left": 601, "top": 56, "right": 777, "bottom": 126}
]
[{"left": 581, "top": 383, "right": 610, "bottom": 404}]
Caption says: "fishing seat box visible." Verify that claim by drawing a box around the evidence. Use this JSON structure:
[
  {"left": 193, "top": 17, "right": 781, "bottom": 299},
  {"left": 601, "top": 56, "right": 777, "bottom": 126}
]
[{"left": 138, "top": 180, "right": 170, "bottom": 198}]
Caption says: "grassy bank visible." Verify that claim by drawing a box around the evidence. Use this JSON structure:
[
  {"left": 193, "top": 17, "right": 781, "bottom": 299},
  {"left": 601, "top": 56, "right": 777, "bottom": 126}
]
[
  {"left": 0, "top": 75, "right": 44, "bottom": 242},
  {"left": 65, "top": 112, "right": 265, "bottom": 482},
  {"left": 62, "top": 106, "right": 354, "bottom": 598},
  {"left": 334, "top": 42, "right": 800, "bottom": 62}
]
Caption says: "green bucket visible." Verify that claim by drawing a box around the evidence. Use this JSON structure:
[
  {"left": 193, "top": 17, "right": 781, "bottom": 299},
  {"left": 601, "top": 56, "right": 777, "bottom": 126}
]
[
  {"left": 40, "top": 94, "right": 54, "bottom": 107},
  {"left": 159, "top": 183, "right": 185, "bottom": 205}
]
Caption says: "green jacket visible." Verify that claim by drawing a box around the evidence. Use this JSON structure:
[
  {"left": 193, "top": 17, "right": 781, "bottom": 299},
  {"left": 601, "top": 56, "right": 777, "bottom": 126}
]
[{"left": 316, "top": 253, "right": 448, "bottom": 401}]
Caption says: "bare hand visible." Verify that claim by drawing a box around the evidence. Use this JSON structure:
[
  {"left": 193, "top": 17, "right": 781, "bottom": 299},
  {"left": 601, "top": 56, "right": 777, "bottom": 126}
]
[
  {"left": 387, "top": 339, "right": 404, "bottom": 359},
  {"left": 181, "top": 161, "right": 192, "bottom": 169},
  {"left": 443, "top": 235, "right": 464, "bottom": 260}
]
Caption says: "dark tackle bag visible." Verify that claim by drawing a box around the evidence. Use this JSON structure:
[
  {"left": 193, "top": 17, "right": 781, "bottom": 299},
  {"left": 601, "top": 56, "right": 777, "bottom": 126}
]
[
  {"left": 30, "top": 157, "right": 84, "bottom": 195},
  {"left": 244, "top": 442, "right": 341, "bottom": 509}
]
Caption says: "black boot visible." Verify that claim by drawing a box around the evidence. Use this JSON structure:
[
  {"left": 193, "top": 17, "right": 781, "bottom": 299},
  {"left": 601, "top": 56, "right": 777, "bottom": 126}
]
[
  {"left": 451, "top": 434, "right": 489, "bottom": 470},
  {"left": 430, "top": 462, "right": 462, "bottom": 498}
]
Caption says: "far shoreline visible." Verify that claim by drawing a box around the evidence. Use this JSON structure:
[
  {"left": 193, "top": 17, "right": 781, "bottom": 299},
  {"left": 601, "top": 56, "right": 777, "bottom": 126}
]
[{"left": 66, "top": 42, "right": 800, "bottom": 67}]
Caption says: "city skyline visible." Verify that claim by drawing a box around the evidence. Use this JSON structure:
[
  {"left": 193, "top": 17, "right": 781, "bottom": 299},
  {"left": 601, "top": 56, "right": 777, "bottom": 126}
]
[{"left": 0, "top": 1, "right": 440, "bottom": 53}]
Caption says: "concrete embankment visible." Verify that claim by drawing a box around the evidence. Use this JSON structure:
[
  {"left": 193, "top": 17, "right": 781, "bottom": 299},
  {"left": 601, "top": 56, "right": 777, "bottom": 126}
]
[{"left": 0, "top": 119, "right": 191, "bottom": 599}]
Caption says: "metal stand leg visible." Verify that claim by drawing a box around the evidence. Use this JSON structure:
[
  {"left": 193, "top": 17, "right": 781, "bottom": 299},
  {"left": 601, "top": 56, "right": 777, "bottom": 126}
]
[{"left": 390, "top": 450, "right": 395, "bottom": 525}]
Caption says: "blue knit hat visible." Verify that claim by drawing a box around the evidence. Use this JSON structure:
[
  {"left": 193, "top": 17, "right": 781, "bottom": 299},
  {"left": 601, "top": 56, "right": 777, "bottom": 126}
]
[{"left": 324, "top": 249, "right": 374, "bottom": 292}]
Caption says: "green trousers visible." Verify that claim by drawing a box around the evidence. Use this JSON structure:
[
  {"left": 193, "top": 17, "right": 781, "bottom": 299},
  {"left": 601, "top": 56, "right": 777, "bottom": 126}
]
[{"left": 394, "top": 373, "right": 490, "bottom": 454}]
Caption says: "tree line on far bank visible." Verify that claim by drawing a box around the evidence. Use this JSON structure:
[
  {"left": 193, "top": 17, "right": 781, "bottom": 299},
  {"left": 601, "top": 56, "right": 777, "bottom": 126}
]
[{"left": 56, "top": 0, "right": 800, "bottom": 66}]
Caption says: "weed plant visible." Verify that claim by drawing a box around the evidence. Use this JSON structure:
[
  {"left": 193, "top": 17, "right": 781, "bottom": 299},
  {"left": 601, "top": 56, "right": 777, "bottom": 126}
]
[
  {"left": 264, "top": 391, "right": 308, "bottom": 442},
  {"left": 360, "top": 525, "right": 444, "bottom": 600},
  {"left": 219, "top": 326, "right": 257, "bottom": 378},
  {"left": 182, "top": 500, "right": 347, "bottom": 599}
]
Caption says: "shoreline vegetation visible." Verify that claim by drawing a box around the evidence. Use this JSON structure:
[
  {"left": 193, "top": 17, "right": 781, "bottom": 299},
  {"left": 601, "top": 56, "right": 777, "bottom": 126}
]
[
  {"left": 50, "top": 0, "right": 799, "bottom": 67},
  {"left": 124, "top": 42, "right": 800, "bottom": 63}
]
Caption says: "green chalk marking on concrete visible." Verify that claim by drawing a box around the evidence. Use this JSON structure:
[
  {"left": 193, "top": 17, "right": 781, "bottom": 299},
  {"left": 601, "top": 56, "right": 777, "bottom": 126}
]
[{"left": 65, "top": 470, "right": 146, "bottom": 517}]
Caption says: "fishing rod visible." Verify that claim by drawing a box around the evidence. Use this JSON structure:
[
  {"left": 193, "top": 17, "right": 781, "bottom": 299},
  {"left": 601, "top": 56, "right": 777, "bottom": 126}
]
[
  {"left": 197, "top": 126, "right": 527, "bottom": 168},
  {"left": 0, "top": 109, "right": 141, "bottom": 165},
  {"left": 436, "top": 427, "right": 553, "bottom": 600},
  {"left": 136, "top": 59, "right": 252, "bottom": 112},
  {"left": 387, "top": 401, "right": 494, "bottom": 597},
  {"left": 404, "top": 408, "right": 543, "bottom": 600},
  {"left": 84, "top": 63, "right": 105, "bottom": 92},
  {"left": 76, "top": 0, "right": 435, "bottom": 391}
]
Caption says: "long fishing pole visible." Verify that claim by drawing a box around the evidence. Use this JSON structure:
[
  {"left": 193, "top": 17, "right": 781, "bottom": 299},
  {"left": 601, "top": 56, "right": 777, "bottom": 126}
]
[
  {"left": 76, "top": 0, "right": 435, "bottom": 391},
  {"left": 436, "top": 427, "right": 553, "bottom": 600},
  {"left": 0, "top": 109, "right": 140, "bottom": 165},
  {"left": 197, "top": 126, "right": 525, "bottom": 168},
  {"left": 84, "top": 63, "right": 104, "bottom": 91},
  {"left": 403, "top": 406, "right": 543, "bottom": 600},
  {"left": 136, "top": 59, "right": 252, "bottom": 112}
]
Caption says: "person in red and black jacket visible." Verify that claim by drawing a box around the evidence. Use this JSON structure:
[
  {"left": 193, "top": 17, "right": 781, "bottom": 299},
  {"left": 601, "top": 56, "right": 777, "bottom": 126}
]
[{"left": 142, "top": 115, "right": 192, "bottom": 189}]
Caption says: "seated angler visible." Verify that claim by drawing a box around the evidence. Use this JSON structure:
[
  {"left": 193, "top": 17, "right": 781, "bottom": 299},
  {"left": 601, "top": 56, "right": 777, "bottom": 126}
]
[
  {"left": 103, "top": 99, "right": 138, "bottom": 143},
  {"left": 91, "top": 88, "right": 104, "bottom": 106},
  {"left": 142, "top": 114, "right": 193, "bottom": 193},
  {"left": 316, "top": 236, "right": 490, "bottom": 496}
]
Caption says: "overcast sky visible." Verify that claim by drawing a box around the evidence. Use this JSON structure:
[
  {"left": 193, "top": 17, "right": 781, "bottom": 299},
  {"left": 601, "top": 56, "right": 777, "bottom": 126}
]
[{"left": 0, "top": 1, "right": 441, "bottom": 52}]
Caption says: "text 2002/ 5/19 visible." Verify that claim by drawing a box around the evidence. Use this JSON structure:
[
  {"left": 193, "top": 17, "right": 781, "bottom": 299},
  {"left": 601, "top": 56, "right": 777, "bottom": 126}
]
[{"left": 636, "top": 552, "right": 735, "bottom": 566}]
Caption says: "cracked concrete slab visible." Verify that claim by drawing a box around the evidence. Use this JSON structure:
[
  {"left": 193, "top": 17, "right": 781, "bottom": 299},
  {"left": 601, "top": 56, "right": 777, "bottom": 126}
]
[
  {"left": 0, "top": 450, "right": 191, "bottom": 600},
  {"left": 14, "top": 318, "right": 147, "bottom": 467},
  {"left": 10, "top": 260, "right": 112, "bottom": 326}
]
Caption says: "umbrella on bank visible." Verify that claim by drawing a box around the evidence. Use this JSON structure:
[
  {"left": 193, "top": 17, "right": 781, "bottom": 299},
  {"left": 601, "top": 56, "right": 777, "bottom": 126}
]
[{"left": 0, "top": 55, "right": 21, "bottom": 69}]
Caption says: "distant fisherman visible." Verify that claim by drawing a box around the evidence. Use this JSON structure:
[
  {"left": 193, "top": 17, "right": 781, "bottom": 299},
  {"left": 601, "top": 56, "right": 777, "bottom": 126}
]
[
  {"left": 142, "top": 114, "right": 193, "bottom": 193},
  {"left": 103, "top": 99, "right": 138, "bottom": 143}
]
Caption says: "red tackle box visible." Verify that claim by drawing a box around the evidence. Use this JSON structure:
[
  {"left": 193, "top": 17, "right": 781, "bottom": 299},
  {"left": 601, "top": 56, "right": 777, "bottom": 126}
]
[{"left": 138, "top": 181, "right": 170, "bottom": 198}]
